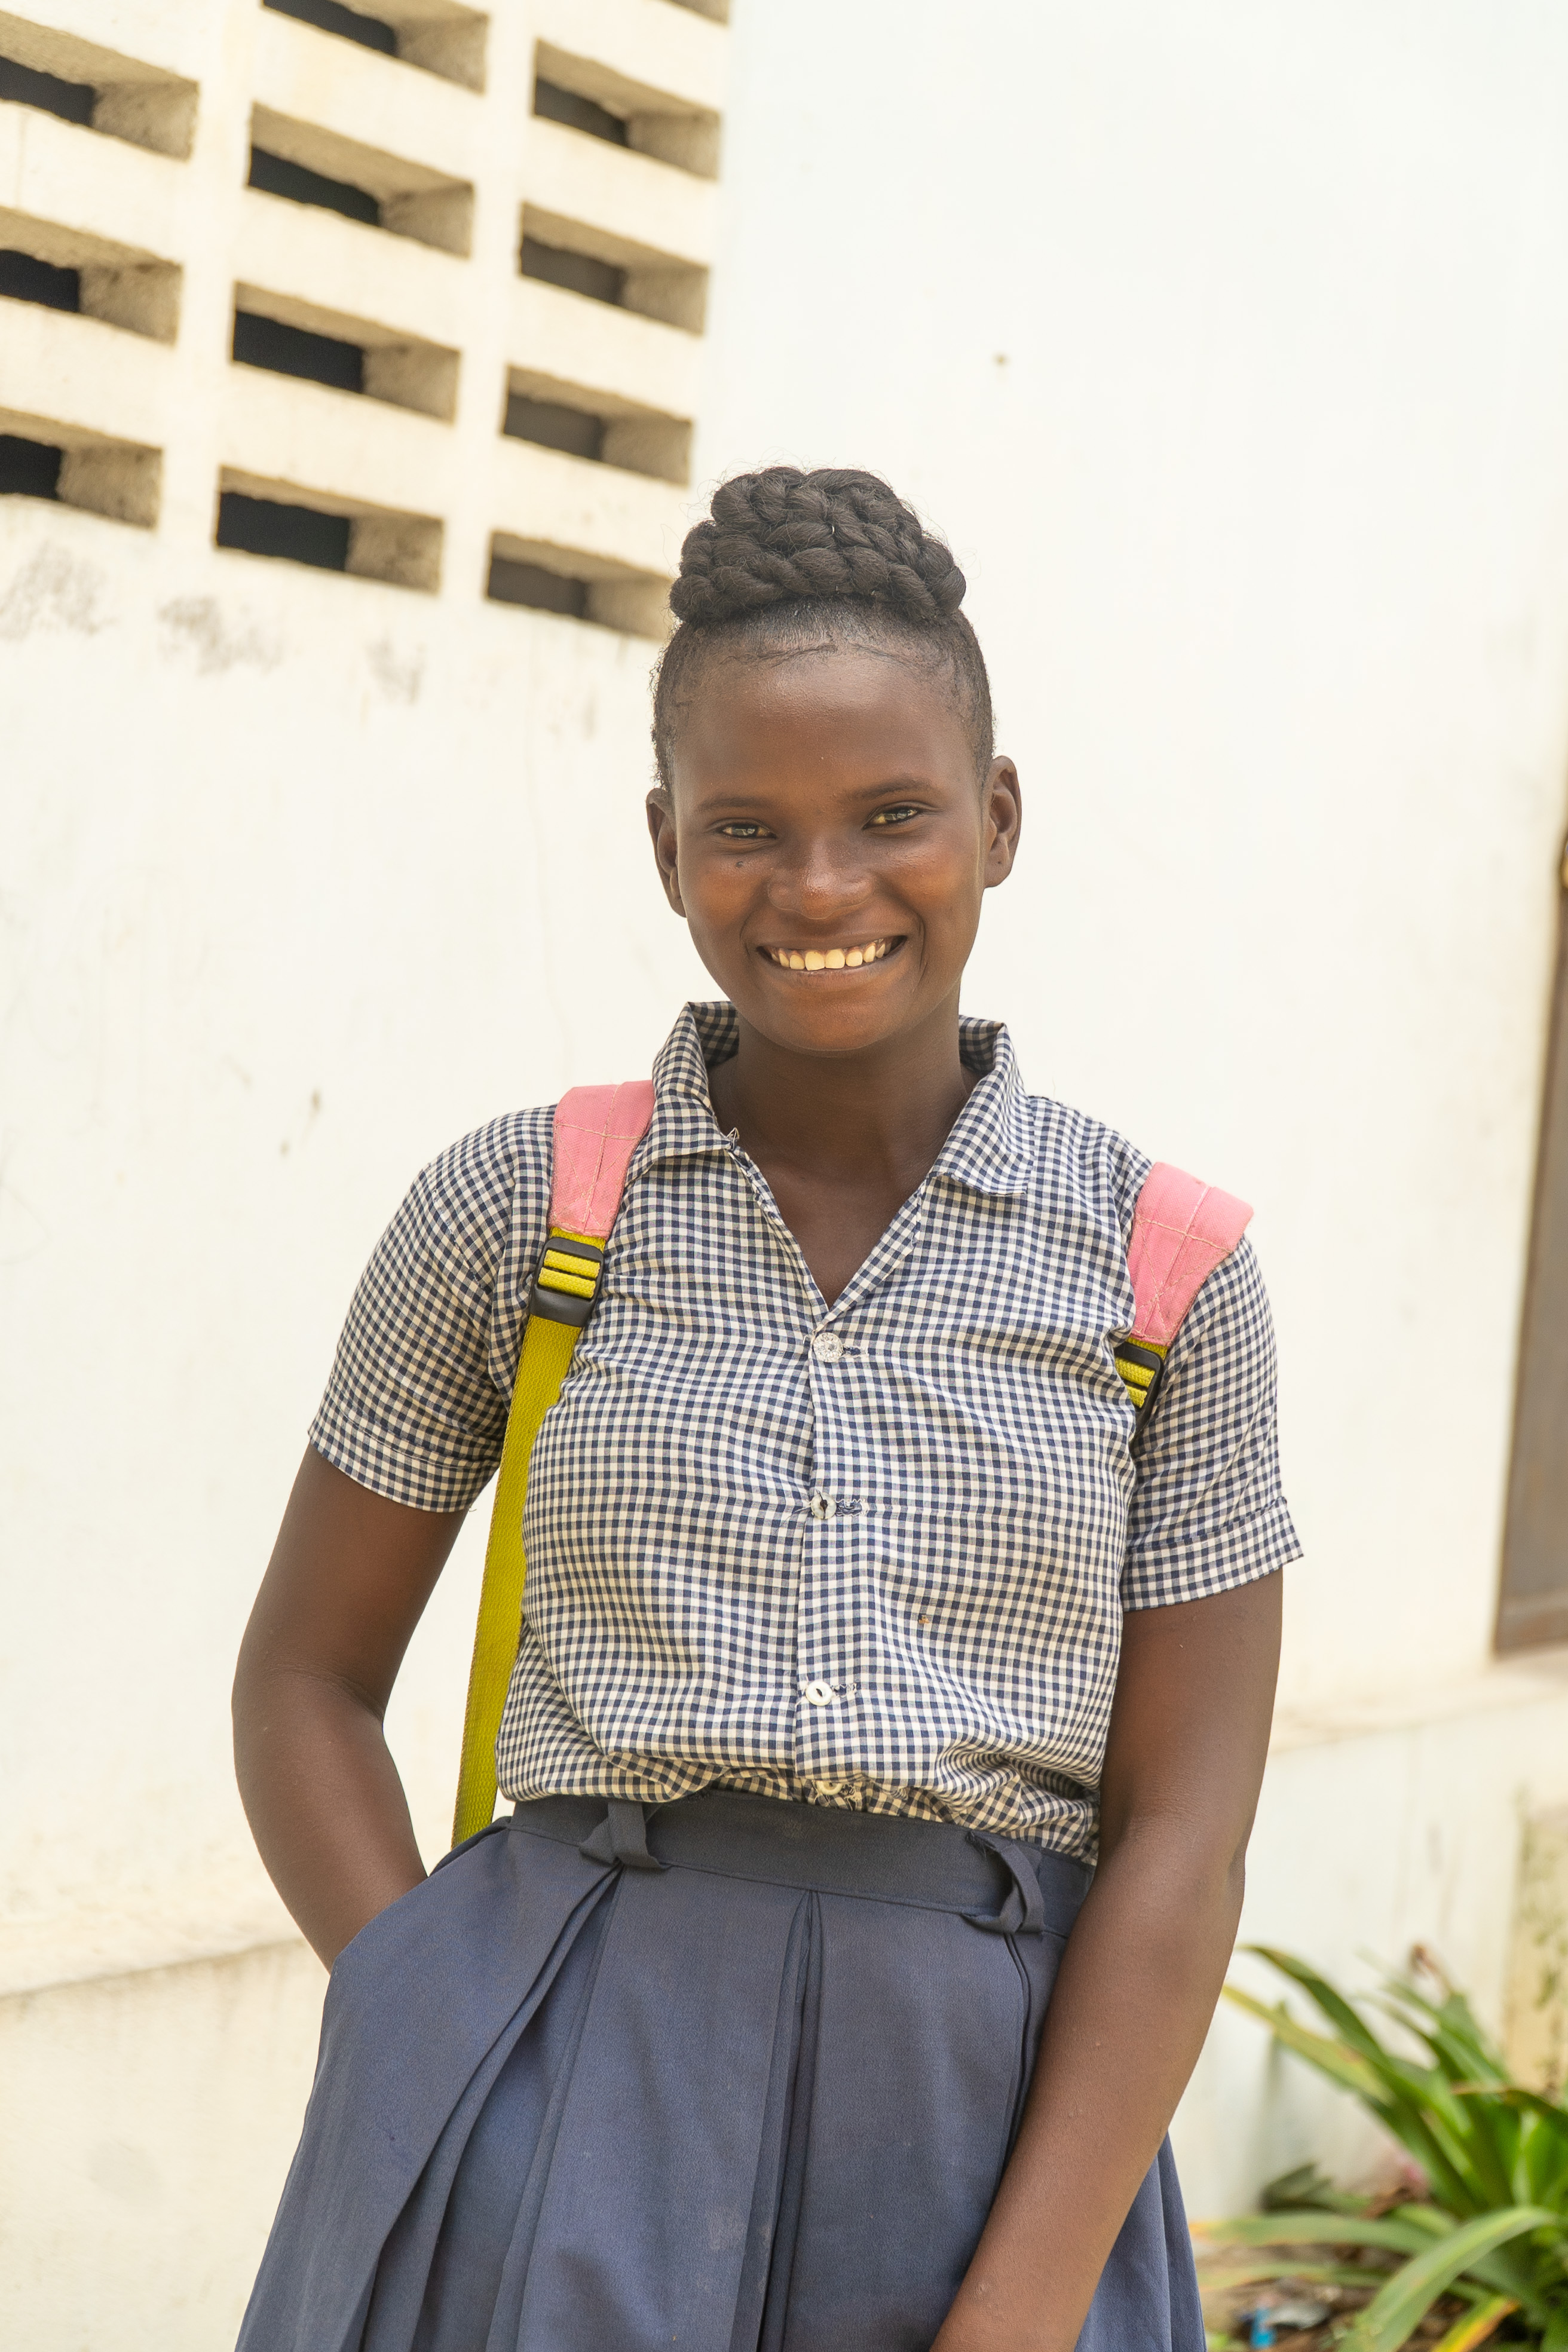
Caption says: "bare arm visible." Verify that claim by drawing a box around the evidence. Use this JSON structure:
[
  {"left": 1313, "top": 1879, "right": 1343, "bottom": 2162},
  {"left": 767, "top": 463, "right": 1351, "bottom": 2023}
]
[
  {"left": 232, "top": 1446, "right": 467, "bottom": 1967},
  {"left": 933, "top": 1569, "right": 1282, "bottom": 2352}
]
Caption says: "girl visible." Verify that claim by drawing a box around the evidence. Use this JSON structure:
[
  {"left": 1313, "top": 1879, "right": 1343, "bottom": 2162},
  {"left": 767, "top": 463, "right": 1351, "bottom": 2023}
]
[{"left": 234, "top": 466, "right": 1296, "bottom": 2352}]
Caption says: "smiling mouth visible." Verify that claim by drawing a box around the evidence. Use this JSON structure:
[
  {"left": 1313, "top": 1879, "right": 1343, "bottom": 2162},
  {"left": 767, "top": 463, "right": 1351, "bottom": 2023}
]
[{"left": 760, "top": 936, "right": 904, "bottom": 973}]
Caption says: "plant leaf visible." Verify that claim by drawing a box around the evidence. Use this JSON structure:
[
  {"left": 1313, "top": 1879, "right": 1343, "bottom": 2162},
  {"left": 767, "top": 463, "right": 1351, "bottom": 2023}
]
[
  {"left": 1260, "top": 2161, "right": 1370, "bottom": 2215},
  {"left": 1196, "top": 2259, "right": 1382, "bottom": 2293},
  {"left": 1425, "top": 2296, "right": 1518, "bottom": 2352},
  {"left": 1383, "top": 2208, "right": 1454, "bottom": 2238},
  {"left": 1474, "top": 2084, "right": 1568, "bottom": 2131},
  {"left": 1226, "top": 1970, "right": 1503, "bottom": 2215},
  {"left": 1221, "top": 1986, "right": 1385, "bottom": 2101},
  {"left": 1242, "top": 1947, "right": 1401, "bottom": 2067},
  {"left": 1195, "top": 2209, "right": 1454, "bottom": 2255},
  {"left": 1377, "top": 1983, "right": 1508, "bottom": 2088},
  {"left": 1338, "top": 2206, "right": 1555, "bottom": 2352}
]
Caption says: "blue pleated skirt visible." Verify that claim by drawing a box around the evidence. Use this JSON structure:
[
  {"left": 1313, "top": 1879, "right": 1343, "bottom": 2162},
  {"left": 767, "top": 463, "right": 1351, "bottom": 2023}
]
[{"left": 238, "top": 1790, "right": 1205, "bottom": 2352}]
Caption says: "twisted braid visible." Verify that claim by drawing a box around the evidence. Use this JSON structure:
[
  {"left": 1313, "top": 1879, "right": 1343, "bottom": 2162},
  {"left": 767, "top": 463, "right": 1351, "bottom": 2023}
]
[
  {"left": 654, "top": 466, "right": 992, "bottom": 787},
  {"left": 669, "top": 467, "right": 967, "bottom": 626}
]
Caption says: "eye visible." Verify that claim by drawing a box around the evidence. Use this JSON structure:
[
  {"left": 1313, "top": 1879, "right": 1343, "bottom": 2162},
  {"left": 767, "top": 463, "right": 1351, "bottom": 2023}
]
[
  {"left": 715, "top": 820, "right": 769, "bottom": 840},
  {"left": 868, "top": 804, "right": 922, "bottom": 828}
]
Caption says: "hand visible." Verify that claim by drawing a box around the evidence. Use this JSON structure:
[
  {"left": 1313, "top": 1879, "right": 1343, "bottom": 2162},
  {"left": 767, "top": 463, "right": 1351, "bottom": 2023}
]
[
  {"left": 932, "top": 1573, "right": 1282, "bottom": 2349},
  {"left": 232, "top": 1447, "right": 466, "bottom": 1965}
]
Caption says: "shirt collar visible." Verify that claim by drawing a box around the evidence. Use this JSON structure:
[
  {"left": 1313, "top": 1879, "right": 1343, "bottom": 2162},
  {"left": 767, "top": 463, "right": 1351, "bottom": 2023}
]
[{"left": 638, "top": 1002, "right": 1033, "bottom": 1197}]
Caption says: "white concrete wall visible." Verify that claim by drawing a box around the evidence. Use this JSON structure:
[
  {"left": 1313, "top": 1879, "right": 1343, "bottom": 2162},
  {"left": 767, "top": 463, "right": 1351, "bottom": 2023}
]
[{"left": 7, "top": 0, "right": 1568, "bottom": 2342}]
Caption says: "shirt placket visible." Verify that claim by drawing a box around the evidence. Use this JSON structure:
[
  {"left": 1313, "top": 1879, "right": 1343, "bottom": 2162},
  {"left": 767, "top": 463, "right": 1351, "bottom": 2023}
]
[
  {"left": 719, "top": 1130, "right": 924, "bottom": 1808},
  {"left": 795, "top": 1312, "right": 868, "bottom": 1803}
]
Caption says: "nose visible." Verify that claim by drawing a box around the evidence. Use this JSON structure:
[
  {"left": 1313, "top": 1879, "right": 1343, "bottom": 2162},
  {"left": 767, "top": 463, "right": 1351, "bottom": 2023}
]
[{"left": 765, "top": 829, "right": 876, "bottom": 926}]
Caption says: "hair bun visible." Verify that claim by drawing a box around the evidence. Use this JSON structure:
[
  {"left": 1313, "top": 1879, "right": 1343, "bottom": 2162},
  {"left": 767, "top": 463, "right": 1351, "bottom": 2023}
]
[{"left": 669, "top": 466, "right": 967, "bottom": 628}]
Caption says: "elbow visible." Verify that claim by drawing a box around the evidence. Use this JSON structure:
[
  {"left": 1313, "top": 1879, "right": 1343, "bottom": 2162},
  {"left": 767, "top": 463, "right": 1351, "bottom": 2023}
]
[
  {"left": 231, "top": 1631, "right": 256, "bottom": 1740},
  {"left": 231, "top": 1612, "right": 273, "bottom": 1738},
  {"left": 1101, "top": 1803, "right": 1254, "bottom": 1931}
]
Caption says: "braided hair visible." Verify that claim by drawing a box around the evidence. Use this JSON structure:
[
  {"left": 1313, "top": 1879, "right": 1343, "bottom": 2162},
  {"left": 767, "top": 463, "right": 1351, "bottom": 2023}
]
[{"left": 653, "top": 466, "right": 994, "bottom": 788}]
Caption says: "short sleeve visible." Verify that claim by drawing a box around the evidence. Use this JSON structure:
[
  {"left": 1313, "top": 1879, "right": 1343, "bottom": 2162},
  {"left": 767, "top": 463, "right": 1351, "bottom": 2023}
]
[
  {"left": 1121, "top": 1235, "right": 1301, "bottom": 1609},
  {"left": 308, "top": 1113, "right": 551, "bottom": 1513}
]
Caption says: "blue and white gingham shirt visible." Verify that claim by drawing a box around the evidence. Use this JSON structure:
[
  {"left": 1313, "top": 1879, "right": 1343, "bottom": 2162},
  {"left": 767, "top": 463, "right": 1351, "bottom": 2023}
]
[{"left": 311, "top": 1002, "right": 1298, "bottom": 1859}]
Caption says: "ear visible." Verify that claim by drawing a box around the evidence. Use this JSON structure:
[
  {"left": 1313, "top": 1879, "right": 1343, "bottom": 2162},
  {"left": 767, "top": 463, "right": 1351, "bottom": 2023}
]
[
  {"left": 982, "top": 757, "right": 1022, "bottom": 887},
  {"left": 646, "top": 789, "right": 687, "bottom": 917}
]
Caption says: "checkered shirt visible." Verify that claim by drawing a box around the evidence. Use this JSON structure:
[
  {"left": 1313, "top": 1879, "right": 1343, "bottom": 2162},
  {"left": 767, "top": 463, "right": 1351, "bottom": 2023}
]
[{"left": 311, "top": 1002, "right": 1299, "bottom": 1859}]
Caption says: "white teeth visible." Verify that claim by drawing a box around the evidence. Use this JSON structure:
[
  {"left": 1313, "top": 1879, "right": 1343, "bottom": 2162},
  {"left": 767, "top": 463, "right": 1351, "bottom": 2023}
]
[{"left": 765, "top": 938, "right": 893, "bottom": 970}]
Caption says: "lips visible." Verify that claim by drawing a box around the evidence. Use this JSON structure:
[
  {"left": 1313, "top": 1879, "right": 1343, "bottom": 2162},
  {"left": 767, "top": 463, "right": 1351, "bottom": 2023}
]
[{"left": 760, "top": 936, "right": 902, "bottom": 972}]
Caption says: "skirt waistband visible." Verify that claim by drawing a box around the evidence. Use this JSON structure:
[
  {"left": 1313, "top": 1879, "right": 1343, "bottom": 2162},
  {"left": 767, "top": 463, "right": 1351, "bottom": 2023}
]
[{"left": 508, "top": 1790, "right": 1092, "bottom": 1939}]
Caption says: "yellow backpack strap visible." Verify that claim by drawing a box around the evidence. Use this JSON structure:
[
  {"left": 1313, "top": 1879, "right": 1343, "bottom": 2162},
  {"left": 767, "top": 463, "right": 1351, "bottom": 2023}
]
[
  {"left": 451, "top": 1082, "right": 656, "bottom": 1846},
  {"left": 1114, "top": 1162, "right": 1253, "bottom": 1422}
]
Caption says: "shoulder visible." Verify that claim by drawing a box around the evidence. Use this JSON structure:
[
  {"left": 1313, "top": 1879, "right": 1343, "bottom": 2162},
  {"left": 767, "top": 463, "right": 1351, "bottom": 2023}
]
[
  {"left": 1010, "top": 1092, "right": 1272, "bottom": 1356},
  {"left": 392, "top": 1105, "right": 556, "bottom": 1289},
  {"left": 1016, "top": 1090, "right": 1153, "bottom": 1245},
  {"left": 1165, "top": 1230, "right": 1273, "bottom": 1369},
  {"left": 313, "top": 1106, "right": 558, "bottom": 1509}
]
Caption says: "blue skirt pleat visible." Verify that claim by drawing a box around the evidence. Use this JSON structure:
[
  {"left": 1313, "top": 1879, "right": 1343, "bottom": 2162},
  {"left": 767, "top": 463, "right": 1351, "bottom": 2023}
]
[{"left": 237, "top": 1796, "right": 1206, "bottom": 2352}]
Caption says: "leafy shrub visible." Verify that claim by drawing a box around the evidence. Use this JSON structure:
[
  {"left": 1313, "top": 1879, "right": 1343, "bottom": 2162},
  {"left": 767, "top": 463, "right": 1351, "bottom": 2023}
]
[{"left": 1199, "top": 1947, "right": 1568, "bottom": 2350}]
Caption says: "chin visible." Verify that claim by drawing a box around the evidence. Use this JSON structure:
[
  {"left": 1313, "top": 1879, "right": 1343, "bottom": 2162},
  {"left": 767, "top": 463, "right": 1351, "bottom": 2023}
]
[{"left": 745, "top": 997, "right": 908, "bottom": 1058}]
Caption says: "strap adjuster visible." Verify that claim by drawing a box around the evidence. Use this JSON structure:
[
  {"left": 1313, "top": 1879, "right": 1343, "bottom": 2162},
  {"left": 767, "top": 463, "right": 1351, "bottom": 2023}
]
[
  {"left": 1113, "top": 1336, "right": 1168, "bottom": 1416},
  {"left": 529, "top": 1233, "right": 604, "bottom": 1329}
]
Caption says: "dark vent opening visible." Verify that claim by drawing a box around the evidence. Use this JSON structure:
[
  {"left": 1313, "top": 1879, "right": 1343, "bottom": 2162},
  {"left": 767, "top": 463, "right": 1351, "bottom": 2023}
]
[
  {"left": 533, "top": 79, "right": 628, "bottom": 147},
  {"left": 487, "top": 555, "right": 589, "bottom": 618},
  {"left": 0, "top": 432, "right": 63, "bottom": 500},
  {"left": 218, "top": 490, "right": 351, "bottom": 572},
  {"left": 503, "top": 394, "right": 605, "bottom": 463},
  {"left": 233, "top": 310, "right": 365, "bottom": 394},
  {"left": 0, "top": 247, "right": 81, "bottom": 314},
  {"left": 262, "top": 0, "right": 398, "bottom": 55},
  {"left": 0, "top": 54, "right": 95, "bottom": 127},
  {"left": 520, "top": 237, "right": 624, "bottom": 308},
  {"left": 248, "top": 147, "right": 381, "bottom": 229}
]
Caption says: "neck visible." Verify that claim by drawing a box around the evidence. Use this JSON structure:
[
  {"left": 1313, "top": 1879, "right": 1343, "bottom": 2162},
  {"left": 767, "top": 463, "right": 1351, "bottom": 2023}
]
[{"left": 708, "top": 990, "right": 976, "bottom": 1188}]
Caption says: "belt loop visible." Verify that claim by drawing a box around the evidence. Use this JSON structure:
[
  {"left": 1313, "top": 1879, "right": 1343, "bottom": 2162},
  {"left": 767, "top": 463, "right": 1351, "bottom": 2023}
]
[
  {"left": 963, "top": 1830, "right": 1046, "bottom": 1936},
  {"left": 578, "top": 1799, "right": 666, "bottom": 1872}
]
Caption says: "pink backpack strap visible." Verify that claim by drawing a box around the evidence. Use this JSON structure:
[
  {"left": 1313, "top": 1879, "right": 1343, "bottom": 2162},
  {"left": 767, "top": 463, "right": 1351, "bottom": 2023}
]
[
  {"left": 529, "top": 1081, "right": 656, "bottom": 1328},
  {"left": 1115, "top": 1162, "right": 1252, "bottom": 1419},
  {"left": 550, "top": 1081, "right": 657, "bottom": 1236}
]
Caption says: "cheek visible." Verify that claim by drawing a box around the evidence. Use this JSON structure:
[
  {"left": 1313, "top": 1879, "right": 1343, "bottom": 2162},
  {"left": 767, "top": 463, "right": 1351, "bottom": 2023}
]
[
  {"left": 898, "top": 828, "right": 987, "bottom": 903},
  {"left": 677, "top": 849, "right": 755, "bottom": 930}
]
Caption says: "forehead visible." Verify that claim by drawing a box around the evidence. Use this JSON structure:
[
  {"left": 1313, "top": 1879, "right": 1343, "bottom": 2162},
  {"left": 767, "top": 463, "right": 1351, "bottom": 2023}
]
[{"left": 669, "top": 642, "right": 973, "bottom": 793}]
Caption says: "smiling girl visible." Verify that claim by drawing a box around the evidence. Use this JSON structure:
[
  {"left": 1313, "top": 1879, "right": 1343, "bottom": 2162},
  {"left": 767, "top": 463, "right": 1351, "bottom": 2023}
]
[{"left": 234, "top": 467, "right": 1297, "bottom": 2352}]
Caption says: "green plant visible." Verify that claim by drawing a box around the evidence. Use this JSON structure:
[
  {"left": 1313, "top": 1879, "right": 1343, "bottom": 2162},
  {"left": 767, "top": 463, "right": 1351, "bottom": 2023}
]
[{"left": 1198, "top": 1947, "right": 1568, "bottom": 2350}]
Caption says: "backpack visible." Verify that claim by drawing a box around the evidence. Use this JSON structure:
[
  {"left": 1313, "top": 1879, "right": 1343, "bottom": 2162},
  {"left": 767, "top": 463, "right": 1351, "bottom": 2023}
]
[{"left": 451, "top": 1086, "right": 1252, "bottom": 1844}]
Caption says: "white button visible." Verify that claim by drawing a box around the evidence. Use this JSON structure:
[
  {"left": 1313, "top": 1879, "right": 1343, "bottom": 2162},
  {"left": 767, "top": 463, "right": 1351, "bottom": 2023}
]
[
  {"left": 804, "top": 1680, "right": 835, "bottom": 1705},
  {"left": 814, "top": 1779, "right": 844, "bottom": 1796},
  {"left": 812, "top": 1330, "right": 845, "bottom": 1363},
  {"left": 807, "top": 1493, "right": 834, "bottom": 1520}
]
